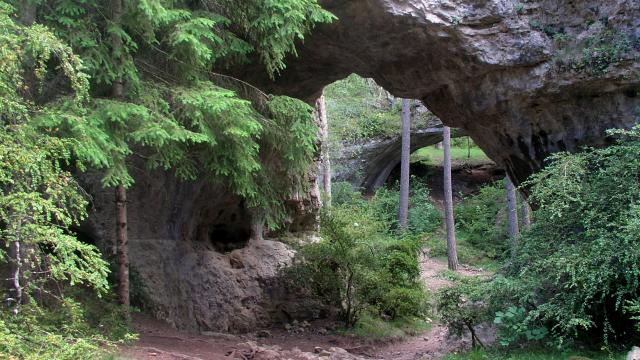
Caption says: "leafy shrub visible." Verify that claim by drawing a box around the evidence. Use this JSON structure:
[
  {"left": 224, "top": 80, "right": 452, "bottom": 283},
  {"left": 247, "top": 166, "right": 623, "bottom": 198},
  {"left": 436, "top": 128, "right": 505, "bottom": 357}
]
[
  {"left": 0, "top": 296, "right": 134, "bottom": 360},
  {"left": 284, "top": 199, "right": 429, "bottom": 327},
  {"left": 437, "top": 276, "right": 492, "bottom": 348},
  {"left": 494, "top": 307, "right": 548, "bottom": 347},
  {"left": 483, "top": 126, "right": 640, "bottom": 345},
  {"left": 454, "top": 182, "right": 508, "bottom": 259},
  {"left": 369, "top": 178, "right": 441, "bottom": 235},
  {"left": 331, "top": 181, "right": 363, "bottom": 206}
]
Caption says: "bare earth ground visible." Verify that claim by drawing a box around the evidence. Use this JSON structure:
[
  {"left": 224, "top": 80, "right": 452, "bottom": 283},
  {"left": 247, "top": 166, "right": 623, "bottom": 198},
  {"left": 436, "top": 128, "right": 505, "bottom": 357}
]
[{"left": 119, "top": 256, "right": 492, "bottom": 360}]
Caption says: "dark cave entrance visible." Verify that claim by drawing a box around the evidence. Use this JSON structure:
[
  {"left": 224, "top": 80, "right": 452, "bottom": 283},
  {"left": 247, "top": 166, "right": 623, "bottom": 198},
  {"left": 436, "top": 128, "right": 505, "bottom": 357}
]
[
  {"left": 193, "top": 200, "right": 253, "bottom": 254},
  {"left": 208, "top": 223, "right": 250, "bottom": 253}
]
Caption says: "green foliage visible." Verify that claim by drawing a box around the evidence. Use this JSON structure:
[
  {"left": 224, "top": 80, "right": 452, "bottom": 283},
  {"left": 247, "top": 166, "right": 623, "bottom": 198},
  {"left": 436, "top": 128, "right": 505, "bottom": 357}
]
[
  {"left": 284, "top": 199, "right": 429, "bottom": 328},
  {"left": 325, "top": 74, "right": 401, "bottom": 144},
  {"left": 443, "top": 347, "right": 625, "bottom": 360},
  {"left": 369, "top": 177, "right": 442, "bottom": 235},
  {"left": 229, "top": 0, "right": 336, "bottom": 77},
  {"left": 494, "top": 307, "right": 548, "bottom": 347},
  {"left": 624, "top": 299, "right": 640, "bottom": 333},
  {"left": 454, "top": 182, "right": 508, "bottom": 260},
  {"left": 324, "top": 74, "right": 439, "bottom": 146},
  {"left": 345, "top": 313, "right": 432, "bottom": 340},
  {"left": 482, "top": 126, "right": 640, "bottom": 345},
  {"left": 0, "top": 295, "right": 134, "bottom": 360},
  {"left": 555, "top": 21, "right": 635, "bottom": 75},
  {"left": 0, "top": 0, "right": 332, "bottom": 357},
  {"left": 331, "top": 181, "right": 363, "bottom": 206},
  {"left": 436, "top": 275, "right": 492, "bottom": 346},
  {"left": 410, "top": 145, "right": 491, "bottom": 166},
  {"left": 0, "top": 125, "right": 110, "bottom": 294}
]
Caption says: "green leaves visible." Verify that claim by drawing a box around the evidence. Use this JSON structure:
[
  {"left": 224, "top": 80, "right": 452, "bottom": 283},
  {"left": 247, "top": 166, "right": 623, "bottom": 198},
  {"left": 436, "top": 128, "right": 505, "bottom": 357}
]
[
  {"left": 229, "top": 0, "right": 335, "bottom": 77},
  {"left": 489, "top": 125, "right": 640, "bottom": 344}
]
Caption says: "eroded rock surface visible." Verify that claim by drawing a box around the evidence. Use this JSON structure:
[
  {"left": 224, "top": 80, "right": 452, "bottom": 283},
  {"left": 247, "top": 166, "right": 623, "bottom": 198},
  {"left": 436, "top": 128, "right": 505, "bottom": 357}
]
[
  {"left": 81, "top": 167, "right": 318, "bottom": 332},
  {"left": 234, "top": 0, "right": 640, "bottom": 185}
]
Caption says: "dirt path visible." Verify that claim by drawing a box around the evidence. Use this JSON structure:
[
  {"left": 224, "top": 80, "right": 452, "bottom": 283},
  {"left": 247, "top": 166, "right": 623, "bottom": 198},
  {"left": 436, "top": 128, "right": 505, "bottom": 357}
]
[{"left": 119, "top": 257, "right": 490, "bottom": 360}]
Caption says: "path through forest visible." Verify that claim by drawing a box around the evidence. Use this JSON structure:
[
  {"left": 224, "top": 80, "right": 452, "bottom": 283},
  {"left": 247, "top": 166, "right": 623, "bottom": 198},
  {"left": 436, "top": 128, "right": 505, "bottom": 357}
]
[{"left": 118, "top": 255, "right": 491, "bottom": 360}]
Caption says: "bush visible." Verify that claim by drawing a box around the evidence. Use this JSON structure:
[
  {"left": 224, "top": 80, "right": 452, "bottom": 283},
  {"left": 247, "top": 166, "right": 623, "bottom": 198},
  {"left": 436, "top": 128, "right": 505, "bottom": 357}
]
[
  {"left": 436, "top": 275, "right": 492, "bottom": 348},
  {"left": 331, "top": 181, "right": 363, "bottom": 206},
  {"left": 454, "top": 182, "right": 508, "bottom": 260},
  {"left": 0, "top": 295, "right": 134, "bottom": 360},
  {"left": 482, "top": 126, "right": 640, "bottom": 346},
  {"left": 369, "top": 177, "right": 441, "bottom": 235},
  {"left": 284, "top": 199, "right": 429, "bottom": 328}
]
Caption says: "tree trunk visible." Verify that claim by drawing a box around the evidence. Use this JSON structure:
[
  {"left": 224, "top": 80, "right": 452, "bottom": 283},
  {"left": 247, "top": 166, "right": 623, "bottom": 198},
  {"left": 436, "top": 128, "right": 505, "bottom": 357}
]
[
  {"left": 443, "top": 126, "right": 458, "bottom": 270},
  {"left": 521, "top": 200, "right": 531, "bottom": 230},
  {"left": 250, "top": 208, "right": 265, "bottom": 241},
  {"left": 398, "top": 98, "right": 411, "bottom": 230},
  {"left": 505, "top": 176, "right": 519, "bottom": 258},
  {"left": 110, "top": 0, "right": 129, "bottom": 308},
  {"left": 467, "top": 137, "right": 471, "bottom": 159},
  {"left": 115, "top": 185, "right": 129, "bottom": 307},
  {"left": 8, "top": 240, "right": 22, "bottom": 315},
  {"left": 316, "top": 92, "right": 332, "bottom": 207}
]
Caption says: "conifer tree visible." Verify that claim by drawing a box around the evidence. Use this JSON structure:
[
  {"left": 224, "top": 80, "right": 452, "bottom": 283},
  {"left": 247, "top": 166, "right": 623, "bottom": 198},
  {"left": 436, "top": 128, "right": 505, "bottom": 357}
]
[{"left": 14, "top": 0, "right": 335, "bottom": 307}]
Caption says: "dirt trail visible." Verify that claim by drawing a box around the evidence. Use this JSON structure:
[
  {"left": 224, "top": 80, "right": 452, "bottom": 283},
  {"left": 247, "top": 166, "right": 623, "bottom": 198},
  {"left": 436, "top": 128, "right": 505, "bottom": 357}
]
[{"left": 119, "top": 257, "right": 490, "bottom": 360}]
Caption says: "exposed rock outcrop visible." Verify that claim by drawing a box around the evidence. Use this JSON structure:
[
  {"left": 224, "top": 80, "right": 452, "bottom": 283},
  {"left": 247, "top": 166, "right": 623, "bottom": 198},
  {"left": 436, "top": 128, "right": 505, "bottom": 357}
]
[
  {"left": 81, "top": 167, "right": 318, "bottom": 332},
  {"left": 233, "top": 0, "right": 640, "bottom": 186}
]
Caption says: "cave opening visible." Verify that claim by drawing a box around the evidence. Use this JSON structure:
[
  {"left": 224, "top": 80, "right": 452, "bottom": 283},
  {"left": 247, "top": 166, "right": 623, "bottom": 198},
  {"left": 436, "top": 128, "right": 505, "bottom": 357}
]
[{"left": 208, "top": 224, "right": 250, "bottom": 253}]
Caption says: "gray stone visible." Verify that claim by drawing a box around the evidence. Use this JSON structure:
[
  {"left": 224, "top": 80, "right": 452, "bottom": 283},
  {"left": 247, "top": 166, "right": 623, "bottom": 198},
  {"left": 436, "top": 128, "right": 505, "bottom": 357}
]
[{"left": 233, "top": 0, "right": 640, "bottom": 187}]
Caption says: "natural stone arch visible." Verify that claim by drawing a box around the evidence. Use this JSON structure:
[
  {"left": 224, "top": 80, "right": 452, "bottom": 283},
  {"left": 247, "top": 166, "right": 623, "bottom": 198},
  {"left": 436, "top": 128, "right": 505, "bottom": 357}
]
[
  {"left": 335, "top": 127, "right": 466, "bottom": 191},
  {"left": 233, "top": 0, "right": 640, "bottom": 186}
]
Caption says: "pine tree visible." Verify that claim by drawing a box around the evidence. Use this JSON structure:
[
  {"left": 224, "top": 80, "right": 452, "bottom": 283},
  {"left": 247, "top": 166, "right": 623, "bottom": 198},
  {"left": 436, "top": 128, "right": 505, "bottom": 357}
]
[
  {"left": 15, "top": 0, "right": 335, "bottom": 307},
  {"left": 0, "top": 2, "right": 109, "bottom": 314}
]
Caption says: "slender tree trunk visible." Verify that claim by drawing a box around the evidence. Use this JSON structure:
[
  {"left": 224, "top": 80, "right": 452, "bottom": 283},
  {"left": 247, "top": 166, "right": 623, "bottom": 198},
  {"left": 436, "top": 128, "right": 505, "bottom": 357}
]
[
  {"left": 317, "top": 92, "right": 332, "bottom": 207},
  {"left": 111, "top": 0, "right": 124, "bottom": 97},
  {"left": 398, "top": 98, "right": 411, "bottom": 230},
  {"left": 8, "top": 239, "right": 22, "bottom": 315},
  {"left": 467, "top": 137, "right": 471, "bottom": 159},
  {"left": 505, "top": 176, "right": 519, "bottom": 259},
  {"left": 115, "top": 185, "right": 129, "bottom": 307},
  {"left": 443, "top": 126, "right": 458, "bottom": 270},
  {"left": 521, "top": 200, "right": 531, "bottom": 230},
  {"left": 111, "top": 0, "right": 129, "bottom": 308},
  {"left": 250, "top": 208, "right": 265, "bottom": 241}
]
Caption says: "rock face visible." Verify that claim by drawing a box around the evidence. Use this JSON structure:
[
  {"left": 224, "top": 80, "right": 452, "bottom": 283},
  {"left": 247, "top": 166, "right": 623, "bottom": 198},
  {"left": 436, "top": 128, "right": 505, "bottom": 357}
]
[
  {"left": 334, "top": 127, "right": 465, "bottom": 191},
  {"left": 233, "top": 0, "right": 640, "bottom": 186},
  {"left": 81, "top": 167, "right": 318, "bottom": 332}
]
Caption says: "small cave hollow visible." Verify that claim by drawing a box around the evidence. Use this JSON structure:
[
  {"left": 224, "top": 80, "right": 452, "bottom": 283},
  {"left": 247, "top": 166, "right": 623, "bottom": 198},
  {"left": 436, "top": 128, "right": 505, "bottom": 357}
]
[
  {"left": 193, "top": 201, "right": 252, "bottom": 254},
  {"left": 208, "top": 223, "right": 250, "bottom": 253}
]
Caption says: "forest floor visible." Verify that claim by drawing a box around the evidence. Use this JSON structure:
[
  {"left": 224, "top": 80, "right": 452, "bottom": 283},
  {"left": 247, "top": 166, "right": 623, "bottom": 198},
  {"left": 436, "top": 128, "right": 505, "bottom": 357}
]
[{"left": 118, "top": 256, "right": 492, "bottom": 360}]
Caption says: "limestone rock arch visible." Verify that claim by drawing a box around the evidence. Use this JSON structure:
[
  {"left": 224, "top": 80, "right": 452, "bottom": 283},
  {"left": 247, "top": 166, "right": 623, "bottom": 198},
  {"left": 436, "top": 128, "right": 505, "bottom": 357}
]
[{"left": 233, "top": 0, "right": 640, "bottom": 185}]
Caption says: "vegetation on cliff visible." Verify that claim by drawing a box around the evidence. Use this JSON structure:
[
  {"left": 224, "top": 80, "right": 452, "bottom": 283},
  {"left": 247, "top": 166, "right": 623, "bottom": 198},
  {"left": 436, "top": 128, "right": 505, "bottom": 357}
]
[{"left": 0, "top": 0, "right": 332, "bottom": 357}]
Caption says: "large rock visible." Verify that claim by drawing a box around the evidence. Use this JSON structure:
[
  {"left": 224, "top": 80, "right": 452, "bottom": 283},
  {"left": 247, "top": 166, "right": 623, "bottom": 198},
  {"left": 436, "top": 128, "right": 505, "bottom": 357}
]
[
  {"left": 232, "top": 0, "right": 640, "bottom": 185},
  {"left": 80, "top": 167, "right": 317, "bottom": 332}
]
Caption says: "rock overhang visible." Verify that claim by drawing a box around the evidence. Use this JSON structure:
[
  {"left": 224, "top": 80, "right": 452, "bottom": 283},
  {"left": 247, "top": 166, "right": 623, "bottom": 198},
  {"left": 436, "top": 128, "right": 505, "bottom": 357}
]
[{"left": 230, "top": 0, "right": 640, "bottom": 185}]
